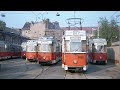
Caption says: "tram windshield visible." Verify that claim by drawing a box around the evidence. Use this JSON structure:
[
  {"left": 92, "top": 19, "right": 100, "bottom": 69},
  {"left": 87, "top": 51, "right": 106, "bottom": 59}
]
[
  {"left": 21, "top": 45, "right": 26, "bottom": 51},
  {"left": 41, "top": 44, "right": 52, "bottom": 52},
  {"left": 97, "top": 45, "right": 107, "bottom": 52},
  {"left": 27, "top": 46, "right": 36, "bottom": 51},
  {"left": 70, "top": 42, "right": 82, "bottom": 52}
]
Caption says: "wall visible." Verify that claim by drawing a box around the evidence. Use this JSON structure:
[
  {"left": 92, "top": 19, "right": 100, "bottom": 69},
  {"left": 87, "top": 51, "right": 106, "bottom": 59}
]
[
  {"left": 45, "top": 29, "right": 63, "bottom": 42},
  {"left": 29, "top": 22, "right": 46, "bottom": 39},
  {"left": 107, "top": 45, "right": 120, "bottom": 65},
  {"left": 21, "top": 21, "right": 46, "bottom": 40}
]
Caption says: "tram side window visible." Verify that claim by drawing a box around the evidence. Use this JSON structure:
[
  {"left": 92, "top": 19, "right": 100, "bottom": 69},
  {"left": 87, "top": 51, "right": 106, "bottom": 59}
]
[
  {"left": 56, "top": 45, "right": 60, "bottom": 52},
  {"left": 12, "top": 47, "right": 15, "bottom": 52},
  {"left": 104, "top": 45, "right": 107, "bottom": 52},
  {"left": 65, "top": 40, "right": 70, "bottom": 52},
  {"left": 0, "top": 46, "right": 1, "bottom": 52},
  {"left": 0, "top": 44, "right": 4, "bottom": 52},
  {"left": 82, "top": 40, "right": 87, "bottom": 52},
  {"left": 38, "top": 44, "right": 41, "bottom": 51},
  {"left": 92, "top": 44, "right": 97, "bottom": 52},
  {"left": 7, "top": 45, "right": 10, "bottom": 52},
  {"left": 11, "top": 45, "right": 13, "bottom": 52},
  {"left": 17, "top": 46, "right": 20, "bottom": 52}
]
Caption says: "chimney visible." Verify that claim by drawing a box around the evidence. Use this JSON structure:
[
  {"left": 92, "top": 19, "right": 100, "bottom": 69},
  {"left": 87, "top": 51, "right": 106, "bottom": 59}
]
[{"left": 45, "top": 19, "right": 49, "bottom": 29}]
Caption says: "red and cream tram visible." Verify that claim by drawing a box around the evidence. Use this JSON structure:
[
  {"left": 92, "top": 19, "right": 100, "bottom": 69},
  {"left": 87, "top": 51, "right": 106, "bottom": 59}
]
[
  {"left": 0, "top": 41, "right": 11, "bottom": 60},
  {"left": 88, "top": 38, "right": 107, "bottom": 64},
  {"left": 0, "top": 41, "right": 22, "bottom": 60},
  {"left": 62, "top": 30, "right": 88, "bottom": 72},
  {"left": 26, "top": 40, "right": 38, "bottom": 62},
  {"left": 10, "top": 44, "right": 21, "bottom": 58},
  {"left": 21, "top": 42, "right": 27, "bottom": 59},
  {"left": 37, "top": 36, "right": 61, "bottom": 65}
]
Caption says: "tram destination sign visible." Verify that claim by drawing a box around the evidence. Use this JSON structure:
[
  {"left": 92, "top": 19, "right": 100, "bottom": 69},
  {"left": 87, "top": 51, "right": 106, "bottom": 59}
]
[{"left": 65, "top": 30, "right": 86, "bottom": 36}]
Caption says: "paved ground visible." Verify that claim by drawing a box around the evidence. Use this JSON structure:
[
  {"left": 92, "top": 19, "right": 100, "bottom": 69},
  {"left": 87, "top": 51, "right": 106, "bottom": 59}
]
[{"left": 0, "top": 58, "right": 120, "bottom": 79}]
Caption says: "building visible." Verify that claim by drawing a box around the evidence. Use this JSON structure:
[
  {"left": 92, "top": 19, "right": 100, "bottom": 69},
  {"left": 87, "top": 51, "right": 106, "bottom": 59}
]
[
  {"left": 45, "top": 29, "right": 63, "bottom": 42},
  {"left": 0, "top": 27, "right": 29, "bottom": 45},
  {"left": 21, "top": 19, "right": 61, "bottom": 40}
]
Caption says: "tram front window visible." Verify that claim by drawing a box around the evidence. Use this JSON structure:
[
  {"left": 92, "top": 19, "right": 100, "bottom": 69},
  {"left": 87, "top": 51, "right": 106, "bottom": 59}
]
[
  {"left": 27, "top": 46, "right": 36, "bottom": 51},
  {"left": 70, "top": 42, "right": 82, "bottom": 52},
  {"left": 22, "top": 46, "right": 26, "bottom": 51},
  {"left": 97, "top": 45, "right": 104, "bottom": 52},
  {"left": 41, "top": 44, "right": 52, "bottom": 51}
]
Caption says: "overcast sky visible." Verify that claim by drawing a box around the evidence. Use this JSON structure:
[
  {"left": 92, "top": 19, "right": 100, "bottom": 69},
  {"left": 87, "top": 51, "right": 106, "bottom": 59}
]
[{"left": 0, "top": 11, "right": 120, "bottom": 28}]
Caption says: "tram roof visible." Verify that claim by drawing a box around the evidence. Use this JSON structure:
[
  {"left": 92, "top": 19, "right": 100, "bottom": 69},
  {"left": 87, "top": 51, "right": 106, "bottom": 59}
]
[{"left": 91, "top": 38, "right": 107, "bottom": 43}]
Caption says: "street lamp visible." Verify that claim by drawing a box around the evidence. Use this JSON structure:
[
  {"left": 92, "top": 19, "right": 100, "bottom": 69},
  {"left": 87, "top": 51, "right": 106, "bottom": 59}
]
[
  {"left": 97, "top": 21, "right": 101, "bottom": 38},
  {"left": 1, "top": 13, "right": 5, "bottom": 17},
  {"left": 56, "top": 12, "right": 60, "bottom": 16}
]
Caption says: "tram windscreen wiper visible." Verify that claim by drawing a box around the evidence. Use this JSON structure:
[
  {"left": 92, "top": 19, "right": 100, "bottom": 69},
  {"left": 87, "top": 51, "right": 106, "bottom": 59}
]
[{"left": 99, "top": 46, "right": 103, "bottom": 52}]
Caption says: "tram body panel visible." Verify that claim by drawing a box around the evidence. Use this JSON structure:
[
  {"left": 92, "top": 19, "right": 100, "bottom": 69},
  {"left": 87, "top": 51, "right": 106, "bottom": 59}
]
[
  {"left": 92, "top": 52, "right": 107, "bottom": 61},
  {"left": 37, "top": 52, "right": 56, "bottom": 61},
  {"left": 64, "top": 53, "right": 87, "bottom": 66},
  {"left": 26, "top": 52, "right": 37, "bottom": 60}
]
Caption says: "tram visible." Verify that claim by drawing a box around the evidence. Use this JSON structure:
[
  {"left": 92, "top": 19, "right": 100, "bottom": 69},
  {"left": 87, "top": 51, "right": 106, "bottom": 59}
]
[
  {"left": 0, "top": 41, "right": 22, "bottom": 60},
  {"left": 62, "top": 30, "right": 88, "bottom": 72},
  {"left": 26, "top": 40, "right": 38, "bottom": 62},
  {"left": 88, "top": 38, "right": 107, "bottom": 64},
  {"left": 37, "top": 36, "right": 61, "bottom": 65}
]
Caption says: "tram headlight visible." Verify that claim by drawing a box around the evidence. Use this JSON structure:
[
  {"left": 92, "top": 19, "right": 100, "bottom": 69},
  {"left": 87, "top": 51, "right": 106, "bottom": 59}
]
[
  {"left": 43, "top": 56, "right": 46, "bottom": 59},
  {"left": 100, "top": 56, "right": 102, "bottom": 59},
  {"left": 73, "top": 60, "right": 77, "bottom": 64}
]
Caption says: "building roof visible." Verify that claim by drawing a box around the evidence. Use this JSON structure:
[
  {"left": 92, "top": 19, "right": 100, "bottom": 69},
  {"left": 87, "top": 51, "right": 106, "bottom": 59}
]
[{"left": 22, "top": 22, "right": 31, "bottom": 30}]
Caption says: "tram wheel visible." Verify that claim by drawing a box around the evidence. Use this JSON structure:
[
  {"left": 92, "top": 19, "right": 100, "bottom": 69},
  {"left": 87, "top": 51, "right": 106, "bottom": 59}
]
[
  {"left": 69, "top": 70, "right": 75, "bottom": 73},
  {"left": 103, "top": 61, "right": 107, "bottom": 65}
]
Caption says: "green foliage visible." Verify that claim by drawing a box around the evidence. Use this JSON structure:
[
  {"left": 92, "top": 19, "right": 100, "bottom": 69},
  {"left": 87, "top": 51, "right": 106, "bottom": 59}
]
[
  {"left": 98, "top": 17, "right": 119, "bottom": 47},
  {"left": 0, "top": 20, "right": 6, "bottom": 30}
]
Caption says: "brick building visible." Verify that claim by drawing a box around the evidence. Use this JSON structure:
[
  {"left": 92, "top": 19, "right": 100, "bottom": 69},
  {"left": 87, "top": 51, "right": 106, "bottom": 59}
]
[{"left": 21, "top": 19, "right": 62, "bottom": 40}]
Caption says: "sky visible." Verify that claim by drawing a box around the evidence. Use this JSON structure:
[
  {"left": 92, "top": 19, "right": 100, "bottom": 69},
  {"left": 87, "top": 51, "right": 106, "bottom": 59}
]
[{"left": 0, "top": 11, "right": 120, "bottom": 28}]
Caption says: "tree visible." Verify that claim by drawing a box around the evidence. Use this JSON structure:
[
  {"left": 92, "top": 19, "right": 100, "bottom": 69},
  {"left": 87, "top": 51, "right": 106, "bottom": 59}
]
[
  {"left": 109, "top": 19, "right": 119, "bottom": 43},
  {"left": 99, "top": 17, "right": 110, "bottom": 46},
  {"left": 0, "top": 20, "right": 6, "bottom": 30},
  {"left": 98, "top": 17, "right": 119, "bottom": 47}
]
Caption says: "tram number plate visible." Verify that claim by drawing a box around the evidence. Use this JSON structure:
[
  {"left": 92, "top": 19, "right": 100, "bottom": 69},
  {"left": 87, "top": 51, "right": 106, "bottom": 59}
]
[{"left": 78, "top": 56, "right": 84, "bottom": 59}]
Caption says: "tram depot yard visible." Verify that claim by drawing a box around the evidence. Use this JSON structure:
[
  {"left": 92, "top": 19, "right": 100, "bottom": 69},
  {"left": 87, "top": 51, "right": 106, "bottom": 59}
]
[{"left": 0, "top": 58, "right": 120, "bottom": 79}]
